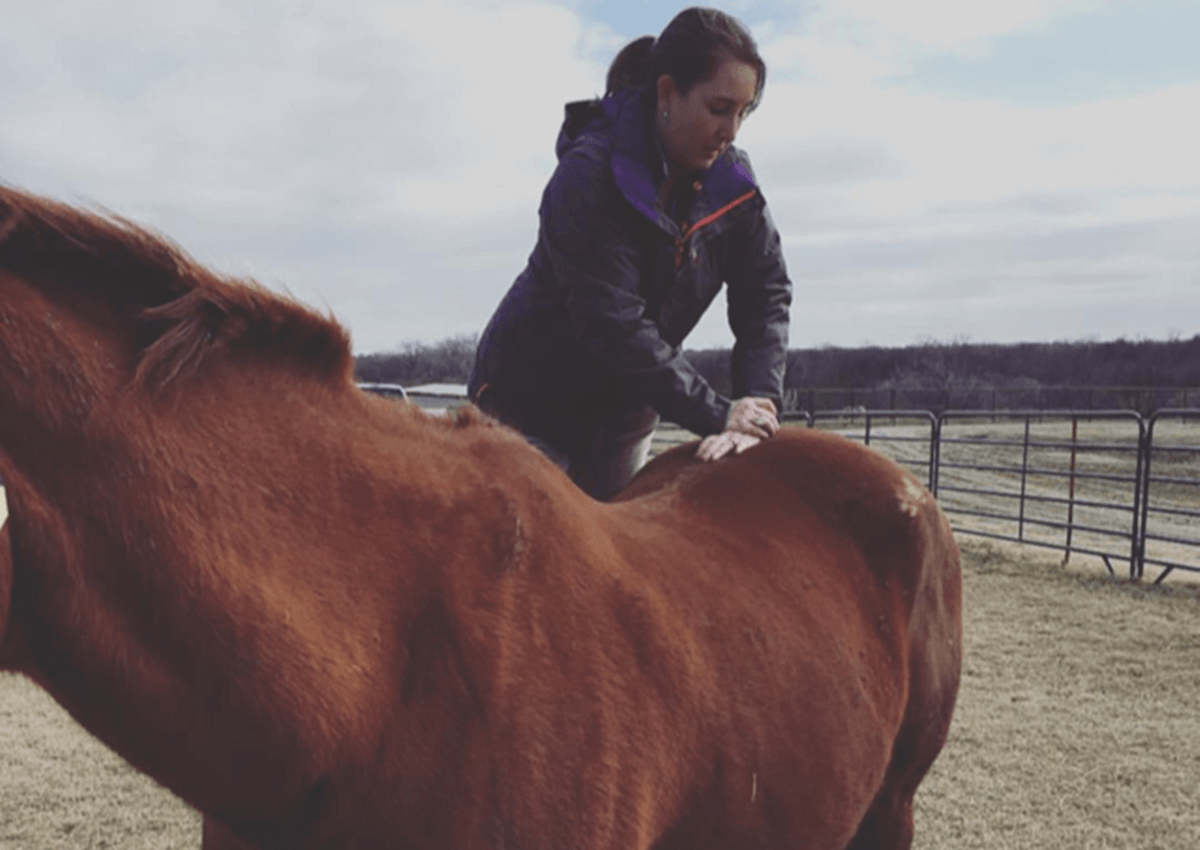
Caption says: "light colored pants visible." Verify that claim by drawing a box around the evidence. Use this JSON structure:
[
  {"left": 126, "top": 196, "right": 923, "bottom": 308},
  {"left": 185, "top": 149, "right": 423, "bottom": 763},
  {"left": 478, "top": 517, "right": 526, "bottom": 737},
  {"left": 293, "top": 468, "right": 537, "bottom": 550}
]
[{"left": 525, "top": 406, "right": 659, "bottom": 501}]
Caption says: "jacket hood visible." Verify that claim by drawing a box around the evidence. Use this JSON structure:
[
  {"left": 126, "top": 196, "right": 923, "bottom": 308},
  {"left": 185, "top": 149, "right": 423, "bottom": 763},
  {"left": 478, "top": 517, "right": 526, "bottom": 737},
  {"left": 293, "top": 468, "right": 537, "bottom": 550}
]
[{"left": 555, "top": 87, "right": 758, "bottom": 228}]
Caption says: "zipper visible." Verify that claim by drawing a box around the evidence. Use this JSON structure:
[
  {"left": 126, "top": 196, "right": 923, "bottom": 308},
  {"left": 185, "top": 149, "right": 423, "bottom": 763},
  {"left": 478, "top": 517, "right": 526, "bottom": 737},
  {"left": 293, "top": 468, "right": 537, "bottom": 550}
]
[{"left": 674, "top": 189, "right": 757, "bottom": 270}]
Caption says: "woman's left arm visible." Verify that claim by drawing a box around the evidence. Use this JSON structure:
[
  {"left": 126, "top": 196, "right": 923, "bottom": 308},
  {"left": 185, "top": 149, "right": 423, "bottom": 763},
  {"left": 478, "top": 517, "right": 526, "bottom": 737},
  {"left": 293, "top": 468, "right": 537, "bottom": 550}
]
[
  {"left": 696, "top": 199, "right": 792, "bottom": 463},
  {"left": 725, "top": 198, "right": 793, "bottom": 411}
]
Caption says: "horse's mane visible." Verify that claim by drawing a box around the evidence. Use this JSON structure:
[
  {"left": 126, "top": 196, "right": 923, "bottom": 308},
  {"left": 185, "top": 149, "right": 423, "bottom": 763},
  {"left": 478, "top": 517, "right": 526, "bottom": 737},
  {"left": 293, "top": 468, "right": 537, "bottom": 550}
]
[{"left": 0, "top": 185, "right": 353, "bottom": 390}]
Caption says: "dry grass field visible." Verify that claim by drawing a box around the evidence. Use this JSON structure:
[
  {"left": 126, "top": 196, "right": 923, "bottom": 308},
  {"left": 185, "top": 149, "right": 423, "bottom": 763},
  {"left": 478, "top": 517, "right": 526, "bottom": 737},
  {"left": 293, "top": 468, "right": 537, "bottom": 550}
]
[
  {"left": 3, "top": 537, "right": 1198, "bottom": 849},
  {"left": 0, "top": 677, "right": 201, "bottom": 848},
  {"left": 917, "top": 540, "right": 1200, "bottom": 849}
]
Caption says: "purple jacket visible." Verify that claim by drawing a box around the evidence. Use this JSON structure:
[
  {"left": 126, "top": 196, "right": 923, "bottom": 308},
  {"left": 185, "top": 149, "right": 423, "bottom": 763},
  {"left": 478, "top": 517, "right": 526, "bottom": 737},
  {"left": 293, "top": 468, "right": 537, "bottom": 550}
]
[{"left": 470, "top": 86, "right": 792, "bottom": 437}]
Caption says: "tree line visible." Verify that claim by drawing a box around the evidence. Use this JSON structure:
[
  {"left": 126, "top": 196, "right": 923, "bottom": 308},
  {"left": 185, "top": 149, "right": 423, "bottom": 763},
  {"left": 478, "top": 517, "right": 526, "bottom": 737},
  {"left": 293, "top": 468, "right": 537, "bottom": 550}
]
[{"left": 355, "top": 333, "right": 1200, "bottom": 413}]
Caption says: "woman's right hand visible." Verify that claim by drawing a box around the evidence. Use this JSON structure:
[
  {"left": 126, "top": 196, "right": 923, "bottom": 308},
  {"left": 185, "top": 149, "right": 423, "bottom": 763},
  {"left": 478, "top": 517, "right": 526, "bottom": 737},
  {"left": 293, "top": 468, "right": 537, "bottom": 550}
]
[
  {"left": 694, "top": 397, "right": 779, "bottom": 463},
  {"left": 726, "top": 397, "right": 778, "bottom": 439}
]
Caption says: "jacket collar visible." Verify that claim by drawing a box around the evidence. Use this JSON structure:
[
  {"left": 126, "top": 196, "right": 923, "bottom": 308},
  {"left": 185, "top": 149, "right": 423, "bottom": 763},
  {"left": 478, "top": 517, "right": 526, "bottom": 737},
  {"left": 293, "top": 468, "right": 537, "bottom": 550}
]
[{"left": 561, "top": 88, "right": 759, "bottom": 232}]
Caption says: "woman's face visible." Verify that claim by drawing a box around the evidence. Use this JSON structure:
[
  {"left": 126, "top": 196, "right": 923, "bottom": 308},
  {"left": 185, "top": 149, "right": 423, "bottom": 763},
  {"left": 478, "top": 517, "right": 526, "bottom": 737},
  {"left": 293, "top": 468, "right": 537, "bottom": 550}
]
[{"left": 657, "top": 57, "right": 759, "bottom": 175}]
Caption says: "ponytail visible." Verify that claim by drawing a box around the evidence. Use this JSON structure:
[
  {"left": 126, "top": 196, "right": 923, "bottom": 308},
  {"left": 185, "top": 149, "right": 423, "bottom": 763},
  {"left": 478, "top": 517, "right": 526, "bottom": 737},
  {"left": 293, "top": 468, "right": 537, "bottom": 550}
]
[
  {"left": 605, "top": 8, "right": 766, "bottom": 111},
  {"left": 605, "top": 35, "right": 655, "bottom": 95}
]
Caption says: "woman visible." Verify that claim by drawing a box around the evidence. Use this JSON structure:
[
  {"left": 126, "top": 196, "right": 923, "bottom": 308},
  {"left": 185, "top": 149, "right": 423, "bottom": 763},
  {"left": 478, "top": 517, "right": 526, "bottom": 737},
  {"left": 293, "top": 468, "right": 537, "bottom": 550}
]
[{"left": 470, "top": 7, "right": 792, "bottom": 500}]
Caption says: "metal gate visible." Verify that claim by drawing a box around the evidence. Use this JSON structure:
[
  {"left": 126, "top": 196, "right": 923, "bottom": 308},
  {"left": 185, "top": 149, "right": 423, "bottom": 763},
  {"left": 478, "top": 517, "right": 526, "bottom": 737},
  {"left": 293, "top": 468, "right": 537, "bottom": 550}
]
[
  {"left": 789, "top": 408, "right": 1198, "bottom": 584},
  {"left": 1139, "top": 410, "right": 1200, "bottom": 583}
]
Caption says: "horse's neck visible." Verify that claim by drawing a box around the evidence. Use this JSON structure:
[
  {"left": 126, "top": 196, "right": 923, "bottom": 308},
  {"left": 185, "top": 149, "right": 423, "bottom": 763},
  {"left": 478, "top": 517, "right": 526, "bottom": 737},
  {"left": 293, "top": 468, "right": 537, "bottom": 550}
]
[{"left": 9, "top": 370, "right": 453, "bottom": 819}]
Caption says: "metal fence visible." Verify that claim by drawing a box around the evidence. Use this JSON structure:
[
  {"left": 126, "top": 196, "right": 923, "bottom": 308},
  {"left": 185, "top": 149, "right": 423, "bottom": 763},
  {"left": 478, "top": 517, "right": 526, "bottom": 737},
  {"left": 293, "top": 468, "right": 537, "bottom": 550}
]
[
  {"left": 784, "top": 385, "right": 1200, "bottom": 415},
  {"left": 785, "top": 408, "right": 1199, "bottom": 585},
  {"left": 1139, "top": 410, "right": 1200, "bottom": 583}
]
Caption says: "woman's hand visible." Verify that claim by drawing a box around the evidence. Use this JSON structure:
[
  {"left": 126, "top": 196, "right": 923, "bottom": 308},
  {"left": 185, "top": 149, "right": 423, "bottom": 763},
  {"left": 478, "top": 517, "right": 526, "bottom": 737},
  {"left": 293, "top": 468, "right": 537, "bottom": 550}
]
[
  {"left": 695, "top": 397, "right": 779, "bottom": 462},
  {"left": 695, "top": 430, "right": 761, "bottom": 462},
  {"left": 726, "top": 397, "right": 779, "bottom": 439}
]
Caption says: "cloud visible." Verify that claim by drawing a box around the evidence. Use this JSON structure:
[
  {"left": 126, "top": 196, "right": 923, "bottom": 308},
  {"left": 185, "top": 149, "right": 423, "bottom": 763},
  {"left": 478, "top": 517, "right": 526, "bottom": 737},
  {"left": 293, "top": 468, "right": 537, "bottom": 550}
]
[
  {"left": 830, "top": 0, "right": 1104, "bottom": 54},
  {"left": 757, "top": 0, "right": 1110, "bottom": 82},
  {"left": 1, "top": 0, "right": 1196, "bottom": 353},
  {"left": 744, "top": 74, "right": 1200, "bottom": 226},
  {"left": 0, "top": 0, "right": 624, "bottom": 349}
]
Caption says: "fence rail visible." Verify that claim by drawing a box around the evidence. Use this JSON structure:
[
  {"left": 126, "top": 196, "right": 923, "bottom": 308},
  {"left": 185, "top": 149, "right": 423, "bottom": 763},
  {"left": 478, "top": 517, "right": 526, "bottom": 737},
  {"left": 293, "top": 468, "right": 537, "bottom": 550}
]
[
  {"left": 784, "top": 408, "right": 1198, "bottom": 584},
  {"left": 783, "top": 385, "right": 1200, "bottom": 415}
]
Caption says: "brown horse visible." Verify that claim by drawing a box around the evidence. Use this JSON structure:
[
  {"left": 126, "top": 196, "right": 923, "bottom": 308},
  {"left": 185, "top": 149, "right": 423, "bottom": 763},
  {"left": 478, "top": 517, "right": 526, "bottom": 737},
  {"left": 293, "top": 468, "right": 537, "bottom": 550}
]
[{"left": 0, "top": 184, "right": 961, "bottom": 850}]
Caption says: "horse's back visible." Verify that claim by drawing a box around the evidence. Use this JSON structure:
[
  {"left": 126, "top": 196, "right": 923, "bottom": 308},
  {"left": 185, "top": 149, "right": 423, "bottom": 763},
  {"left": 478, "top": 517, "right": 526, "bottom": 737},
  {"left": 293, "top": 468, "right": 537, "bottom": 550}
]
[{"left": 616, "top": 428, "right": 955, "bottom": 616}]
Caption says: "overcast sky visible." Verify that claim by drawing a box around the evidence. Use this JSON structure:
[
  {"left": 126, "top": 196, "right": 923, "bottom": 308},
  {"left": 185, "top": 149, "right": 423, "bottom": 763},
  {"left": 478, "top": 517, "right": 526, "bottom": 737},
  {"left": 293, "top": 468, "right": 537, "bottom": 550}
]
[{"left": 3, "top": 0, "right": 1197, "bottom": 354}]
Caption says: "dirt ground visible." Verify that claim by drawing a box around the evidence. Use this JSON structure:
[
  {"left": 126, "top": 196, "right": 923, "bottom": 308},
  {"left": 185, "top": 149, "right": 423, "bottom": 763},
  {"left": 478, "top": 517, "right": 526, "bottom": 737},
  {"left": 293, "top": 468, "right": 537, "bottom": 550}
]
[{"left": 3, "top": 537, "right": 1198, "bottom": 849}]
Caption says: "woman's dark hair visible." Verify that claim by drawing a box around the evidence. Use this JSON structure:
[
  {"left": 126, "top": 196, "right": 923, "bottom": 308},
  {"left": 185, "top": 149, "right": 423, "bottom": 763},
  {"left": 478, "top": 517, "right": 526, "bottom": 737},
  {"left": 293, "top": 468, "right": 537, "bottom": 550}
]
[
  {"left": 605, "top": 7, "right": 766, "bottom": 111},
  {"left": 606, "top": 35, "right": 656, "bottom": 95}
]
